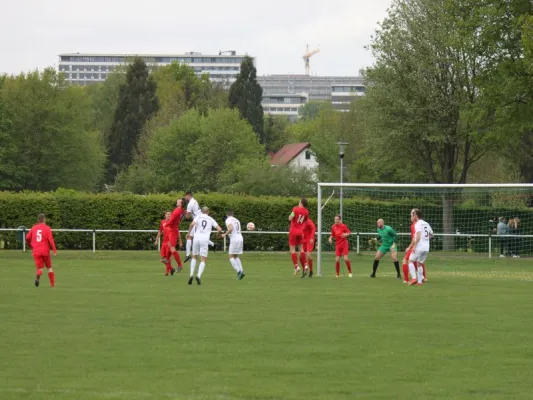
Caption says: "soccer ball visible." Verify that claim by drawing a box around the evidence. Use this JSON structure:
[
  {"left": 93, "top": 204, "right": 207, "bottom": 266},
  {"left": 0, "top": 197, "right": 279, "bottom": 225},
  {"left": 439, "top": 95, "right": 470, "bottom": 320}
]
[{"left": 247, "top": 222, "right": 256, "bottom": 231}]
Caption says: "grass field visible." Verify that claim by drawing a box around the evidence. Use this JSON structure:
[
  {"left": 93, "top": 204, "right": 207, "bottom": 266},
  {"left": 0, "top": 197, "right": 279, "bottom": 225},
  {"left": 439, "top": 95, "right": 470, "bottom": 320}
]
[{"left": 1, "top": 250, "right": 533, "bottom": 400}]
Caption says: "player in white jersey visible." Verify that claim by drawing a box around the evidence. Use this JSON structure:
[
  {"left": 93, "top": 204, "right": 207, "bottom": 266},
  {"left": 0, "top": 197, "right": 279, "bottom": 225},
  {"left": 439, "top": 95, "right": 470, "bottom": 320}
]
[
  {"left": 221, "top": 209, "right": 245, "bottom": 280},
  {"left": 187, "top": 207, "right": 223, "bottom": 285},
  {"left": 184, "top": 191, "right": 202, "bottom": 262},
  {"left": 408, "top": 209, "right": 433, "bottom": 286}
]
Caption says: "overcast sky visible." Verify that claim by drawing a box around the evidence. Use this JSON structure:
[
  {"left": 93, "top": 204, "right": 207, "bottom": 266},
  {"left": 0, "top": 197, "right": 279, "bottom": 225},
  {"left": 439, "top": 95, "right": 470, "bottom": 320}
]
[{"left": 1, "top": 0, "right": 392, "bottom": 76}]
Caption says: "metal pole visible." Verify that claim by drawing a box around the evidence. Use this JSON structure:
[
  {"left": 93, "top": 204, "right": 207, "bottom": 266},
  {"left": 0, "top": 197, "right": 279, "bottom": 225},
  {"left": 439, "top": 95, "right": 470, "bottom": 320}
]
[
  {"left": 22, "top": 228, "right": 26, "bottom": 253},
  {"left": 92, "top": 230, "right": 96, "bottom": 254},
  {"left": 488, "top": 235, "right": 492, "bottom": 259},
  {"left": 356, "top": 233, "right": 360, "bottom": 254},
  {"left": 223, "top": 235, "right": 227, "bottom": 252},
  {"left": 340, "top": 156, "right": 343, "bottom": 219},
  {"left": 317, "top": 184, "right": 323, "bottom": 276},
  {"left": 158, "top": 236, "right": 161, "bottom": 251}
]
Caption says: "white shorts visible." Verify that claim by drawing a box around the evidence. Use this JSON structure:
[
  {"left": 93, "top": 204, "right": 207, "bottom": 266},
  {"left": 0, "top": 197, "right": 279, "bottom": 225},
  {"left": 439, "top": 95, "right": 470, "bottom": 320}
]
[
  {"left": 228, "top": 239, "right": 243, "bottom": 255},
  {"left": 192, "top": 238, "right": 209, "bottom": 257},
  {"left": 409, "top": 251, "right": 429, "bottom": 264},
  {"left": 189, "top": 230, "right": 195, "bottom": 238}
]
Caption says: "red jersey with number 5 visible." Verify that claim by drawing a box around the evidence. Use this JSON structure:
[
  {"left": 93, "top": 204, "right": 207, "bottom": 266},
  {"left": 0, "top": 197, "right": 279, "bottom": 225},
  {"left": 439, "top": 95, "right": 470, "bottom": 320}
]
[
  {"left": 26, "top": 223, "right": 56, "bottom": 256},
  {"left": 290, "top": 206, "right": 309, "bottom": 235}
]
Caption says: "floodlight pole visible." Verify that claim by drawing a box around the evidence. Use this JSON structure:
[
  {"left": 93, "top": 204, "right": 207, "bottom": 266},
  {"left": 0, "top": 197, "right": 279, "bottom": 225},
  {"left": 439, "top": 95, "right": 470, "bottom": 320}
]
[{"left": 337, "top": 142, "right": 348, "bottom": 219}]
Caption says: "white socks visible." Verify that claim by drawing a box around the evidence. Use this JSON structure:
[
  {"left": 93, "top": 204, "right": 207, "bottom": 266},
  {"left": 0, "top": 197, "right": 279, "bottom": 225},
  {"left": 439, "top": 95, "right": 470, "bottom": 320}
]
[
  {"left": 208, "top": 241, "right": 214, "bottom": 247},
  {"left": 190, "top": 258, "right": 197, "bottom": 277},
  {"left": 417, "top": 266, "right": 424, "bottom": 284},
  {"left": 230, "top": 258, "right": 240, "bottom": 273},
  {"left": 186, "top": 239, "right": 192, "bottom": 256},
  {"left": 408, "top": 262, "right": 417, "bottom": 280},
  {"left": 198, "top": 262, "right": 206, "bottom": 278},
  {"left": 236, "top": 258, "right": 243, "bottom": 272}
]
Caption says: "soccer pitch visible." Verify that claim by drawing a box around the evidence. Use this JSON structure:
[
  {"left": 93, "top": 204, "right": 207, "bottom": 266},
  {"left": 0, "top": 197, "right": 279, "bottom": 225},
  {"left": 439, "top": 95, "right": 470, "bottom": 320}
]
[{"left": 1, "top": 251, "right": 533, "bottom": 400}]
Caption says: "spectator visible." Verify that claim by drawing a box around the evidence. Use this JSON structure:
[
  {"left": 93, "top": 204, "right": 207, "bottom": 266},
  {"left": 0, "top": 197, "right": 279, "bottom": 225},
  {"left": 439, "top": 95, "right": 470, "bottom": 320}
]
[
  {"left": 508, "top": 218, "right": 520, "bottom": 258},
  {"left": 496, "top": 217, "right": 508, "bottom": 258}
]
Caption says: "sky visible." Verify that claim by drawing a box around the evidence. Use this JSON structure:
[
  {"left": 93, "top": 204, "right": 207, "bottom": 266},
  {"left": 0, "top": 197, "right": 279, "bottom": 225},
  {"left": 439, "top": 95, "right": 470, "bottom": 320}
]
[{"left": 1, "top": 0, "right": 392, "bottom": 76}]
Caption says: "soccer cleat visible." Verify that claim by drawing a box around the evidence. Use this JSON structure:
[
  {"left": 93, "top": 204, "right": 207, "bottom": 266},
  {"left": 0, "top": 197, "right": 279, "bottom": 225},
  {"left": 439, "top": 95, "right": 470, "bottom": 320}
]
[
  {"left": 309, "top": 271, "right": 313, "bottom": 278},
  {"left": 177, "top": 266, "right": 183, "bottom": 273},
  {"left": 301, "top": 268, "right": 308, "bottom": 278},
  {"left": 415, "top": 283, "right": 423, "bottom": 286},
  {"left": 34, "top": 279, "right": 40, "bottom": 287},
  {"left": 239, "top": 272, "right": 245, "bottom": 281},
  {"left": 370, "top": 274, "right": 376, "bottom": 278},
  {"left": 170, "top": 268, "right": 176, "bottom": 276},
  {"left": 184, "top": 255, "right": 192, "bottom": 263},
  {"left": 397, "top": 275, "right": 402, "bottom": 280},
  {"left": 195, "top": 277, "right": 202, "bottom": 285},
  {"left": 423, "top": 278, "right": 428, "bottom": 283},
  {"left": 293, "top": 266, "right": 301, "bottom": 276},
  {"left": 188, "top": 276, "right": 194, "bottom": 285},
  {"left": 160, "top": 258, "right": 168, "bottom": 263},
  {"left": 349, "top": 273, "right": 353, "bottom": 278},
  {"left": 237, "top": 272, "right": 241, "bottom": 280},
  {"left": 336, "top": 274, "right": 340, "bottom": 278},
  {"left": 408, "top": 279, "right": 418, "bottom": 286}
]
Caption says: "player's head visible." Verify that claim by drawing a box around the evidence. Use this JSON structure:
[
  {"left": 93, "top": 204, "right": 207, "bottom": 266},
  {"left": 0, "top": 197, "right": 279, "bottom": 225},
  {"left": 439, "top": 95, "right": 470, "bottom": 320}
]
[
  {"left": 38, "top": 213, "right": 46, "bottom": 223},
  {"left": 202, "top": 206, "right": 209, "bottom": 215},
  {"left": 226, "top": 208, "right": 233, "bottom": 217},
  {"left": 299, "top": 198, "right": 308, "bottom": 208},
  {"left": 413, "top": 209, "right": 423, "bottom": 221},
  {"left": 377, "top": 219, "right": 384, "bottom": 228},
  {"left": 410, "top": 208, "right": 418, "bottom": 222},
  {"left": 165, "top": 211, "right": 171, "bottom": 220},
  {"left": 334, "top": 215, "right": 341, "bottom": 224},
  {"left": 184, "top": 191, "right": 193, "bottom": 200}
]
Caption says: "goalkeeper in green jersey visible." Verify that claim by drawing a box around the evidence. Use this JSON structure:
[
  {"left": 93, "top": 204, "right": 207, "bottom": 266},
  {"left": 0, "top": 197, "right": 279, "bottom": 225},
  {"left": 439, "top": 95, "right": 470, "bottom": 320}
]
[{"left": 371, "top": 219, "right": 401, "bottom": 279}]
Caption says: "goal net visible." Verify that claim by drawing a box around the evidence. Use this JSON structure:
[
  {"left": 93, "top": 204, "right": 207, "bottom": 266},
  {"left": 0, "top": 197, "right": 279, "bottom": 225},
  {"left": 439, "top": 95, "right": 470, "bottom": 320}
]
[{"left": 316, "top": 183, "right": 533, "bottom": 276}]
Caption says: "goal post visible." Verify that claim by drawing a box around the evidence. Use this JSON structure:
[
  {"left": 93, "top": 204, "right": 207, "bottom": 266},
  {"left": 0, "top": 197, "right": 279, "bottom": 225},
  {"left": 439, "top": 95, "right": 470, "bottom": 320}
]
[{"left": 316, "top": 183, "right": 533, "bottom": 276}]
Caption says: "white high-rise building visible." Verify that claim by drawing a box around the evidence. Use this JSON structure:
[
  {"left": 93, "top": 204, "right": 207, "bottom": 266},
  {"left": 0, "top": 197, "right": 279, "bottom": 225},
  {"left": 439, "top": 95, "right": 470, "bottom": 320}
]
[
  {"left": 262, "top": 93, "right": 308, "bottom": 122},
  {"left": 57, "top": 52, "right": 252, "bottom": 86}
]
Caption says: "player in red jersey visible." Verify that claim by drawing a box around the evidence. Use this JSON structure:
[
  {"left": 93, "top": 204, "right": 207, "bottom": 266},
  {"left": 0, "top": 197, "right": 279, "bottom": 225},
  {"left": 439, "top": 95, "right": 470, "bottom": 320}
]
[
  {"left": 167, "top": 198, "right": 187, "bottom": 273},
  {"left": 155, "top": 211, "right": 175, "bottom": 276},
  {"left": 300, "top": 218, "right": 316, "bottom": 278},
  {"left": 288, "top": 198, "right": 309, "bottom": 275},
  {"left": 329, "top": 215, "right": 353, "bottom": 278},
  {"left": 26, "top": 214, "right": 57, "bottom": 288},
  {"left": 402, "top": 208, "right": 426, "bottom": 283}
]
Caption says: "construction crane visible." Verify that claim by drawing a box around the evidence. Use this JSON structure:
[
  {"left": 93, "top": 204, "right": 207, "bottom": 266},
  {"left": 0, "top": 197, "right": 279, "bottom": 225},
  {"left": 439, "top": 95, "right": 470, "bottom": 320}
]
[
  {"left": 219, "top": 50, "right": 236, "bottom": 56},
  {"left": 303, "top": 44, "right": 320, "bottom": 75}
]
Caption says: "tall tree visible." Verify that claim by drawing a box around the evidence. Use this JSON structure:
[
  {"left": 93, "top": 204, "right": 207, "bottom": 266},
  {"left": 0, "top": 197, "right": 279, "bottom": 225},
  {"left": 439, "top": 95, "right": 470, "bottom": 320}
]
[
  {"left": 264, "top": 114, "right": 290, "bottom": 154},
  {"left": 228, "top": 56, "right": 265, "bottom": 144},
  {"left": 106, "top": 58, "right": 158, "bottom": 182}
]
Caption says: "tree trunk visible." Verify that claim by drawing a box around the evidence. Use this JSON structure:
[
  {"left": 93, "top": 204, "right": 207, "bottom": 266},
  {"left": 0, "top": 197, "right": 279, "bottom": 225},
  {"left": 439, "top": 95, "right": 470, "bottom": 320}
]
[{"left": 442, "top": 193, "right": 455, "bottom": 251}]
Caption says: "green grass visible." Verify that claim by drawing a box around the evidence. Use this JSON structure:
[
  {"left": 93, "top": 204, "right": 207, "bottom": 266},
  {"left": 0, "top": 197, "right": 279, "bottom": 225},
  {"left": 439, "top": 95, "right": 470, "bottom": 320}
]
[{"left": 1, "top": 250, "right": 533, "bottom": 400}]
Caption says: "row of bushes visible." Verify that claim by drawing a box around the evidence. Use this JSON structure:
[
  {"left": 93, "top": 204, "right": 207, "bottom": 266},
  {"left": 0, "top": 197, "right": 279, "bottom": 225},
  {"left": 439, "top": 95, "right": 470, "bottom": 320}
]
[{"left": 1, "top": 190, "right": 532, "bottom": 252}]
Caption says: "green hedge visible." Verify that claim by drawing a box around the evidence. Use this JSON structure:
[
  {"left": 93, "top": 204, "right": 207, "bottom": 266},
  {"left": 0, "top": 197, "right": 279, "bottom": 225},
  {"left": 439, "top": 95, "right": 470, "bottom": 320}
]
[{"left": 0, "top": 190, "right": 532, "bottom": 253}]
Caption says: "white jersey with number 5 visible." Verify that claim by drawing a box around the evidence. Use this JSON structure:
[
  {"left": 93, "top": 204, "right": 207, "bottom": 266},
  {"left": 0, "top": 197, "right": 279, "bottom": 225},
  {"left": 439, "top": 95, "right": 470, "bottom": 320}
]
[
  {"left": 415, "top": 219, "right": 433, "bottom": 252},
  {"left": 226, "top": 217, "right": 243, "bottom": 242},
  {"left": 187, "top": 198, "right": 201, "bottom": 218},
  {"left": 193, "top": 214, "right": 219, "bottom": 241}
]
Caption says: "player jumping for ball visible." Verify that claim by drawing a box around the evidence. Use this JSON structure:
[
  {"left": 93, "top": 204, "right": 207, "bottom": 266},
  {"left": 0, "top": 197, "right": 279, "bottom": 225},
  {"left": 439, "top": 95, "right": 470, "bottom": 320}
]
[
  {"left": 221, "top": 209, "right": 245, "bottom": 280},
  {"left": 300, "top": 218, "right": 316, "bottom": 278},
  {"left": 155, "top": 211, "right": 176, "bottom": 276},
  {"left": 26, "top": 214, "right": 57, "bottom": 288},
  {"left": 329, "top": 215, "right": 353, "bottom": 278},
  {"left": 167, "top": 198, "right": 187, "bottom": 273},
  {"left": 288, "top": 198, "right": 309, "bottom": 276},
  {"left": 370, "top": 219, "right": 401, "bottom": 279}
]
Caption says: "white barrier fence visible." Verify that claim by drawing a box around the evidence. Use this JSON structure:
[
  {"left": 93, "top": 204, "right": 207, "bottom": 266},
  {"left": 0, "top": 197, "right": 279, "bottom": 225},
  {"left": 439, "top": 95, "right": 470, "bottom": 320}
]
[{"left": 1, "top": 228, "right": 531, "bottom": 258}]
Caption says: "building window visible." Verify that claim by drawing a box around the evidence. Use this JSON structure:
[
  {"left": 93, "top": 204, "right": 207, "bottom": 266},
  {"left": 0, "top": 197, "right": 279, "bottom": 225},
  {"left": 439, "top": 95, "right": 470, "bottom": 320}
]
[{"left": 305, "top": 150, "right": 311, "bottom": 160}]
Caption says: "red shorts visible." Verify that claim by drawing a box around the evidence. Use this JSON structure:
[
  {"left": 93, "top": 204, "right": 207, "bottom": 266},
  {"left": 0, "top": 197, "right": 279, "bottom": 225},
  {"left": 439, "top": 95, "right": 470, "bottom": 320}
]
[
  {"left": 335, "top": 242, "right": 349, "bottom": 257},
  {"left": 34, "top": 254, "right": 52, "bottom": 269},
  {"left": 160, "top": 242, "right": 171, "bottom": 258},
  {"left": 168, "top": 234, "right": 180, "bottom": 248},
  {"left": 289, "top": 232, "right": 304, "bottom": 247},
  {"left": 302, "top": 238, "right": 314, "bottom": 253}
]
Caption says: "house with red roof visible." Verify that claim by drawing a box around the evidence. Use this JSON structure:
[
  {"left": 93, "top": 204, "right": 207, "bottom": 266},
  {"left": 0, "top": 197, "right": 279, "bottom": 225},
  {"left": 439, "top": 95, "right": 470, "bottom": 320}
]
[{"left": 270, "top": 142, "right": 318, "bottom": 171}]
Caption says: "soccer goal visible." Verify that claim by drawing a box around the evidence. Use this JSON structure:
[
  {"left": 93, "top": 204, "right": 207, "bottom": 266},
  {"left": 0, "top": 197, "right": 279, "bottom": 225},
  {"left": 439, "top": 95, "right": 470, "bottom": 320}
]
[{"left": 316, "top": 183, "right": 533, "bottom": 276}]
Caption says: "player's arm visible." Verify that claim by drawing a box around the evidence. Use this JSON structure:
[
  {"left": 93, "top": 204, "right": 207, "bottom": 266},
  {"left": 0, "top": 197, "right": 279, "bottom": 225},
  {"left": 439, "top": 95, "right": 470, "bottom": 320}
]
[
  {"left": 288, "top": 210, "right": 295, "bottom": 222},
  {"left": 155, "top": 223, "right": 163, "bottom": 244},
  {"left": 211, "top": 218, "right": 223, "bottom": 234},
  {"left": 48, "top": 229, "right": 57, "bottom": 255},
  {"left": 309, "top": 225, "right": 316, "bottom": 245},
  {"left": 222, "top": 223, "right": 233, "bottom": 238},
  {"left": 389, "top": 227, "right": 397, "bottom": 242},
  {"left": 188, "top": 220, "right": 197, "bottom": 236},
  {"left": 329, "top": 227, "right": 334, "bottom": 244},
  {"left": 412, "top": 231, "right": 422, "bottom": 252},
  {"left": 342, "top": 225, "right": 351, "bottom": 238},
  {"left": 25, "top": 229, "right": 33, "bottom": 249}
]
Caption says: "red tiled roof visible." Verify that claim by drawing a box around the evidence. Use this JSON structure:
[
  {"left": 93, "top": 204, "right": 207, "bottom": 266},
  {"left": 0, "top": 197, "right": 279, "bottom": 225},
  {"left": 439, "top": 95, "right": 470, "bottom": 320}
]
[{"left": 270, "top": 143, "right": 311, "bottom": 166}]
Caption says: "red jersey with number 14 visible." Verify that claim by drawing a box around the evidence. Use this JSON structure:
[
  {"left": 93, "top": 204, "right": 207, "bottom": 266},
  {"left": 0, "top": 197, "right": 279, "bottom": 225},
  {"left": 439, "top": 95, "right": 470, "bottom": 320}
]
[
  {"left": 26, "top": 223, "right": 56, "bottom": 256},
  {"left": 290, "top": 206, "right": 309, "bottom": 234}
]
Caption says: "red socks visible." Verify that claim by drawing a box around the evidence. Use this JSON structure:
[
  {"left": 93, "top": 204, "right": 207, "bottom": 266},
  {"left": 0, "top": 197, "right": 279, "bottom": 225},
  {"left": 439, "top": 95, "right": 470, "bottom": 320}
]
[
  {"left": 36, "top": 269, "right": 43, "bottom": 277},
  {"left": 291, "top": 253, "right": 298, "bottom": 268},
  {"left": 402, "top": 263, "right": 409, "bottom": 282},
  {"left": 48, "top": 271, "right": 55, "bottom": 287},
  {"left": 308, "top": 259, "right": 313, "bottom": 272},
  {"left": 165, "top": 262, "right": 172, "bottom": 275},
  {"left": 335, "top": 261, "right": 340, "bottom": 275},
  {"left": 172, "top": 251, "right": 182, "bottom": 267},
  {"left": 345, "top": 261, "right": 352, "bottom": 274}
]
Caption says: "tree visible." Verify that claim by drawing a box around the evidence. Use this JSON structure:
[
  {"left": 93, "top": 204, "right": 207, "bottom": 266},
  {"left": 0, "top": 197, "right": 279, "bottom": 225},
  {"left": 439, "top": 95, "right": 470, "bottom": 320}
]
[
  {"left": 264, "top": 114, "right": 290, "bottom": 154},
  {"left": 297, "top": 100, "right": 330, "bottom": 121},
  {"left": 0, "top": 69, "right": 105, "bottom": 191},
  {"left": 228, "top": 56, "right": 264, "bottom": 144},
  {"left": 106, "top": 57, "right": 158, "bottom": 182}
]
